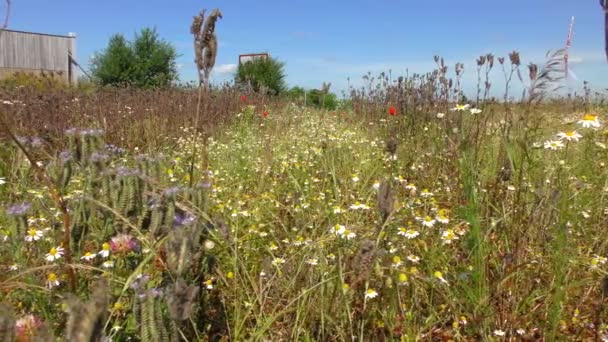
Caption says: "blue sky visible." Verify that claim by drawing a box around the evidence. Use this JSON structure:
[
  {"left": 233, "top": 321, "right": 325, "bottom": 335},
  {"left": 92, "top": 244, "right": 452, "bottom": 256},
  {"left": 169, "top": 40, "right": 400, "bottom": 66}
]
[{"left": 5, "top": 0, "right": 608, "bottom": 97}]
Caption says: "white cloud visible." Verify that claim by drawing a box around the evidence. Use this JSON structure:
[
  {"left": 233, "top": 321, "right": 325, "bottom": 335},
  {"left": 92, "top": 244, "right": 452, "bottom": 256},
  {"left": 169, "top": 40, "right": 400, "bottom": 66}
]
[{"left": 214, "top": 64, "right": 238, "bottom": 74}]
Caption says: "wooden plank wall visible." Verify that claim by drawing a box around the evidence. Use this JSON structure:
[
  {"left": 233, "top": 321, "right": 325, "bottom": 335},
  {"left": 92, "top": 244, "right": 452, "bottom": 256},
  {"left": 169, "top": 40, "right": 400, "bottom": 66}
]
[{"left": 0, "top": 30, "right": 76, "bottom": 83}]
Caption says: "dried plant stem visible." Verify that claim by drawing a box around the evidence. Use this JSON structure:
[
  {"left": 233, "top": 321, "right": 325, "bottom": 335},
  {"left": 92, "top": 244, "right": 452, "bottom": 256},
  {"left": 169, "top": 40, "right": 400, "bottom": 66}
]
[{"left": 0, "top": 110, "right": 77, "bottom": 291}]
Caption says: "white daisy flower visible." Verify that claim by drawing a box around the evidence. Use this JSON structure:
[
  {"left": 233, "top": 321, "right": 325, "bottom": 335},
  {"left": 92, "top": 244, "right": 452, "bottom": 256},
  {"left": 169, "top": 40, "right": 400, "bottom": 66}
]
[
  {"left": 45, "top": 246, "right": 65, "bottom": 262},
  {"left": 364, "top": 288, "right": 378, "bottom": 299}
]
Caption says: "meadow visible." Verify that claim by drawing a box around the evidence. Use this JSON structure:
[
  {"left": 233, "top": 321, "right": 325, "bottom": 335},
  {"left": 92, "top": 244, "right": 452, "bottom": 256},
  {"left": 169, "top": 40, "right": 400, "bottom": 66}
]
[{"left": 1, "top": 54, "right": 608, "bottom": 341}]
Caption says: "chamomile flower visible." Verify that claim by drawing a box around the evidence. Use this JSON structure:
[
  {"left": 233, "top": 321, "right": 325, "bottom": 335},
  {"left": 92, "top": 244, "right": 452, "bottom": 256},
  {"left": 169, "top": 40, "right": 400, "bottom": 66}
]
[
  {"left": 391, "top": 256, "right": 403, "bottom": 268},
  {"left": 451, "top": 104, "right": 470, "bottom": 111},
  {"left": 420, "top": 216, "right": 436, "bottom": 228},
  {"left": 544, "top": 140, "right": 564, "bottom": 150},
  {"left": 557, "top": 131, "right": 582, "bottom": 142},
  {"left": 271, "top": 257, "right": 286, "bottom": 267},
  {"left": 343, "top": 229, "right": 357, "bottom": 239},
  {"left": 436, "top": 209, "right": 450, "bottom": 224},
  {"left": 493, "top": 330, "right": 506, "bottom": 337},
  {"left": 441, "top": 229, "right": 459, "bottom": 244},
  {"left": 25, "top": 228, "right": 44, "bottom": 242},
  {"left": 434, "top": 271, "right": 449, "bottom": 285},
  {"left": 351, "top": 174, "right": 360, "bottom": 182},
  {"left": 102, "top": 260, "right": 114, "bottom": 268},
  {"left": 591, "top": 255, "right": 607, "bottom": 269},
  {"left": 204, "top": 278, "right": 214, "bottom": 289},
  {"left": 469, "top": 108, "right": 482, "bottom": 114},
  {"left": 45, "top": 246, "right": 65, "bottom": 262},
  {"left": 47, "top": 272, "right": 60, "bottom": 288},
  {"left": 372, "top": 181, "right": 381, "bottom": 190},
  {"left": 330, "top": 224, "right": 346, "bottom": 236},
  {"left": 398, "top": 273, "right": 409, "bottom": 285},
  {"left": 398, "top": 227, "right": 420, "bottom": 239},
  {"left": 0, "top": 177, "right": 5, "bottom": 185},
  {"left": 420, "top": 189, "right": 434, "bottom": 198},
  {"left": 306, "top": 258, "right": 319, "bottom": 266},
  {"left": 407, "top": 254, "right": 421, "bottom": 263},
  {"left": 98, "top": 242, "right": 111, "bottom": 258},
  {"left": 80, "top": 252, "right": 96, "bottom": 261},
  {"left": 578, "top": 114, "right": 600, "bottom": 128},
  {"left": 365, "top": 288, "right": 378, "bottom": 299},
  {"left": 350, "top": 201, "right": 370, "bottom": 210},
  {"left": 436, "top": 112, "right": 445, "bottom": 118}
]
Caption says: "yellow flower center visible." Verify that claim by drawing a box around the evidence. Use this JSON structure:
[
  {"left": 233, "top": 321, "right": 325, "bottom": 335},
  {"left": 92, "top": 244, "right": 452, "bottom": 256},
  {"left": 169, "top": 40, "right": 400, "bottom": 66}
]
[
  {"left": 392, "top": 256, "right": 402, "bottom": 263},
  {"left": 49, "top": 247, "right": 57, "bottom": 256},
  {"left": 48, "top": 273, "right": 57, "bottom": 282},
  {"left": 398, "top": 273, "right": 408, "bottom": 283},
  {"left": 583, "top": 114, "right": 597, "bottom": 121},
  {"left": 102, "top": 243, "right": 110, "bottom": 251},
  {"left": 28, "top": 229, "right": 37, "bottom": 237}
]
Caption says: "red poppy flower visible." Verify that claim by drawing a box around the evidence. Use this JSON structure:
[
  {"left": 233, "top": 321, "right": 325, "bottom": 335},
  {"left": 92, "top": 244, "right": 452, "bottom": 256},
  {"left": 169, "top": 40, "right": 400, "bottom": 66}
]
[
  {"left": 240, "top": 95, "right": 246, "bottom": 103},
  {"left": 389, "top": 106, "right": 397, "bottom": 116},
  {"left": 262, "top": 111, "right": 268, "bottom": 118}
]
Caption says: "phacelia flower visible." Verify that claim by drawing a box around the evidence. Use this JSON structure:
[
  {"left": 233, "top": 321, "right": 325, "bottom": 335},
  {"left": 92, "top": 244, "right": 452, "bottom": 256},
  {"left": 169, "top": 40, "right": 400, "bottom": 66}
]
[{"left": 6, "top": 202, "right": 31, "bottom": 216}]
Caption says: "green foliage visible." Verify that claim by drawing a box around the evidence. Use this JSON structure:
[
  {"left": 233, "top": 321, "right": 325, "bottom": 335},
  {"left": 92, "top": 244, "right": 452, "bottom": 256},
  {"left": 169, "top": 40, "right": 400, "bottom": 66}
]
[
  {"left": 0, "top": 71, "right": 69, "bottom": 91},
  {"left": 307, "top": 89, "right": 338, "bottom": 110},
  {"left": 286, "top": 86, "right": 306, "bottom": 101},
  {"left": 91, "top": 28, "right": 178, "bottom": 88},
  {"left": 287, "top": 86, "right": 338, "bottom": 110},
  {"left": 236, "top": 56, "right": 287, "bottom": 95}
]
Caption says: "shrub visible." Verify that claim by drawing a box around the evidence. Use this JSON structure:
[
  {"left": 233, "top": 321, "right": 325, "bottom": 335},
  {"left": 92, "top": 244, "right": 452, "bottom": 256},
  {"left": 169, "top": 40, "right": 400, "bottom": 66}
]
[
  {"left": 90, "top": 28, "right": 178, "bottom": 88},
  {"left": 236, "top": 56, "right": 287, "bottom": 95}
]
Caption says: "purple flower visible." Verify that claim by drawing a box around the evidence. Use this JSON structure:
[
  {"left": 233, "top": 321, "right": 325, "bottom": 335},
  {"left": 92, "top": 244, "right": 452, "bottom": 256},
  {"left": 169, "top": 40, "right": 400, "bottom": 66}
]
[
  {"left": 114, "top": 167, "right": 139, "bottom": 177},
  {"left": 163, "top": 187, "right": 181, "bottom": 197},
  {"left": 6, "top": 202, "right": 31, "bottom": 216},
  {"left": 79, "top": 128, "right": 104, "bottom": 137},
  {"left": 65, "top": 128, "right": 79, "bottom": 136},
  {"left": 16, "top": 136, "right": 43, "bottom": 148},
  {"left": 131, "top": 274, "right": 150, "bottom": 291},
  {"left": 59, "top": 151, "right": 73, "bottom": 163},
  {"left": 105, "top": 144, "right": 125, "bottom": 155},
  {"left": 89, "top": 152, "right": 110, "bottom": 163},
  {"left": 173, "top": 212, "right": 196, "bottom": 228},
  {"left": 197, "top": 181, "right": 212, "bottom": 189}
]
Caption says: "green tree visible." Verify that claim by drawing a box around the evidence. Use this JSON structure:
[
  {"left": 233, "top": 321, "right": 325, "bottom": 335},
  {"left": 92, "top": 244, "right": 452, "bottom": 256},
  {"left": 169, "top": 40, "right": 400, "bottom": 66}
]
[
  {"left": 91, "top": 28, "right": 178, "bottom": 88},
  {"left": 236, "top": 57, "right": 287, "bottom": 95}
]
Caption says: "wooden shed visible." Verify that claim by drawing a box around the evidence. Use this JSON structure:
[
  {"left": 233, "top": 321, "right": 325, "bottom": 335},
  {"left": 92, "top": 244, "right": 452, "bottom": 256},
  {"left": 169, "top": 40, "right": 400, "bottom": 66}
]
[{"left": 0, "top": 29, "right": 77, "bottom": 84}]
